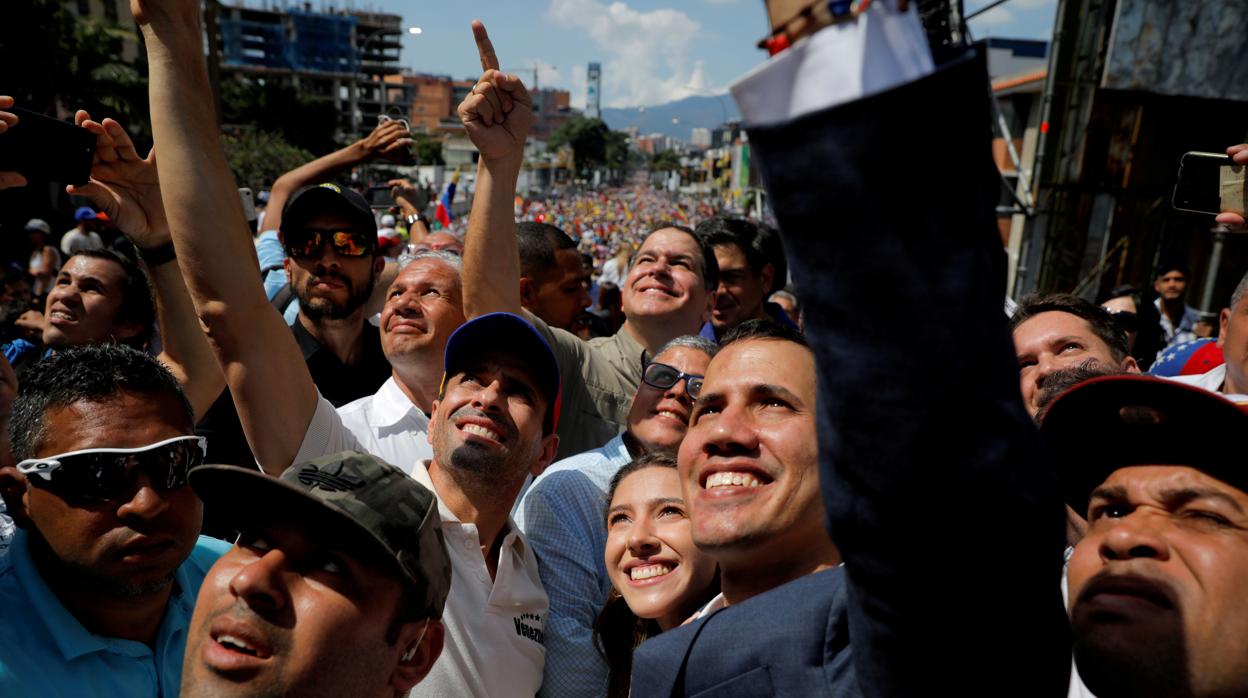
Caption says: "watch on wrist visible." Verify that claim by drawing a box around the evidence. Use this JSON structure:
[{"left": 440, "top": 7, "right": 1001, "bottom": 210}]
[{"left": 406, "top": 212, "right": 427, "bottom": 227}]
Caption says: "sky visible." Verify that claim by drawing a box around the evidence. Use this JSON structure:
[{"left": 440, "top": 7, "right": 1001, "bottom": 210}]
[{"left": 260, "top": 0, "right": 1059, "bottom": 109}]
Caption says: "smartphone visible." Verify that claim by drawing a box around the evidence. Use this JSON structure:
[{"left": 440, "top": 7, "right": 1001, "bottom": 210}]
[
  {"left": 0, "top": 107, "right": 96, "bottom": 185},
  {"left": 1172, "top": 151, "right": 1247, "bottom": 216},
  {"left": 367, "top": 184, "right": 396, "bottom": 209}
]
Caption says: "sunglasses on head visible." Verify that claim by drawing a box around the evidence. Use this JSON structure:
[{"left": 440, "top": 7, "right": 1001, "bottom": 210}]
[
  {"left": 17, "top": 435, "right": 207, "bottom": 503},
  {"left": 284, "top": 228, "right": 374, "bottom": 259},
  {"left": 642, "top": 361, "right": 704, "bottom": 399}
]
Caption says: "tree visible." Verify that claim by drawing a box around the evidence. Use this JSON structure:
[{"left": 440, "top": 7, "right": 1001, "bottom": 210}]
[
  {"left": 219, "top": 77, "right": 341, "bottom": 156},
  {"left": 547, "top": 116, "right": 610, "bottom": 174},
  {"left": 222, "top": 130, "right": 315, "bottom": 194},
  {"left": 651, "top": 150, "right": 682, "bottom": 172},
  {"left": 411, "top": 132, "right": 445, "bottom": 166},
  {"left": 1, "top": 0, "right": 152, "bottom": 139}
]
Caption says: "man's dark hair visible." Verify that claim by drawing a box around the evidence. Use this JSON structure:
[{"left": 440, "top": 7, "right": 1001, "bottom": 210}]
[
  {"left": 720, "top": 318, "right": 809, "bottom": 350},
  {"left": 1009, "top": 293, "right": 1129, "bottom": 362},
  {"left": 694, "top": 217, "right": 787, "bottom": 295},
  {"left": 66, "top": 248, "right": 157, "bottom": 345},
  {"left": 516, "top": 222, "right": 578, "bottom": 281},
  {"left": 1154, "top": 261, "right": 1190, "bottom": 279},
  {"left": 642, "top": 222, "right": 720, "bottom": 292},
  {"left": 9, "top": 344, "right": 193, "bottom": 461}
]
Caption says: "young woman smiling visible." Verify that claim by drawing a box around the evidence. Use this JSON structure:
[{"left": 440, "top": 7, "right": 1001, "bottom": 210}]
[{"left": 594, "top": 453, "right": 719, "bottom": 698}]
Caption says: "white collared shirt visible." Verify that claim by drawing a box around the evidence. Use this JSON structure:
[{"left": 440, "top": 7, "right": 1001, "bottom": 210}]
[
  {"left": 409, "top": 461, "right": 549, "bottom": 698},
  {"left": 294, "top": 376, "right": 433, "bottom": 475}
]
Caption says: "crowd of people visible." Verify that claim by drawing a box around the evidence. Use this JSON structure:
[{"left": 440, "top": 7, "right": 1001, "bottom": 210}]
[{"left": 0, "top": 1, "right": 1247, "bottom": 696}]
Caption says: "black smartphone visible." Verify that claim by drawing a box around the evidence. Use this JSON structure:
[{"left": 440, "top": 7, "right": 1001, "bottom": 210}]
[
  {"left": 1172, "top": 151, "right": 1247, "bottom": 216},
  {"left": 367, "top": 184, "right": 396, "bottom": 209},
  {"left": 0, "top": 107, "right": 96, "bottom": 185}
]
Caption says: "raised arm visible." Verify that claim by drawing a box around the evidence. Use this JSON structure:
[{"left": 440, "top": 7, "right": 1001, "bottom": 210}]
[
  {"left": 458, "top": 21, "right": 533, "bottom": 319},
  {"left": 262, "top": 120, "right": 411, "bottom": 235},
  {"left": 136, "top": 0, "right": 317, "bottom": 475},
  {"left": 65, "top": 112, "right": 224, "bottom": 421}
]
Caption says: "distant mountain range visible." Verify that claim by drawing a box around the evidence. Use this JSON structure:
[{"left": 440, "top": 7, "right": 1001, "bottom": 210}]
[{"left": 600, "top": 94, "right": 743, "bottom": 142}]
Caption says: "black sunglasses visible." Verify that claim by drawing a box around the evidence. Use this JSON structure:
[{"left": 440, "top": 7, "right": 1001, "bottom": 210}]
[
  {"left": 17, "top": 435, "right": 207, "bottom": 503},
  {"left": 1107, "top": 309, "right": 1139, "bottom": 333},
  {"left": 642, "top": 361, "right": 704, "bottom": 399},
  {"left": 284, "top": 228, "right": 374, "bottom": 259}
]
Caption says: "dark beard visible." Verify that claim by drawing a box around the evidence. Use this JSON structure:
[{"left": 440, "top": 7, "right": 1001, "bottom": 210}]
[
  {"left": 1034, "top": 359, "right": 1126, "bottom": 423},
  {"left": 296, "top": 271, "right": 372, "bottom": 321}
]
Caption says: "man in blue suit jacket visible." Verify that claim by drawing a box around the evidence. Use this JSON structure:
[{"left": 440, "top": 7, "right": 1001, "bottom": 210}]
[{"left": 631, "top": 32, "right": 1070, "bottom": 698}]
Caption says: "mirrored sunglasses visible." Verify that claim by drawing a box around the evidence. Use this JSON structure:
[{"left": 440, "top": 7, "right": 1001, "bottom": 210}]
[
  {"left": 17, "top": 435, "right": 207, "bottom": 502},
  {"left": 285, "top": 228, "right": 374, "bottom": 259},
  {"left": 642, "top": 361, "right": 704, "bottom": 399}
]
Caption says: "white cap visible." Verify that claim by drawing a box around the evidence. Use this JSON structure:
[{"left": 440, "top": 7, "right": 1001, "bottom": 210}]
[
  {"left": 24, "top": 219, "right": 51, "bottom": 234},
  {"left": 380, "top": 214, "right": 397, "bottom": 227}
]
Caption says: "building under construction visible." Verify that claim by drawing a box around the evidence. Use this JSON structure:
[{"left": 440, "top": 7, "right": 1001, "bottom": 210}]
[{"left": 215, "top": 1, "right": 404, "bottom": 140}]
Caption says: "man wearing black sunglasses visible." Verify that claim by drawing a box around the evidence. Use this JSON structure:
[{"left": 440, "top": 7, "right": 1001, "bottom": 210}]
[{"left": 0, "top": 344, "right": 230, "bottom": 695}]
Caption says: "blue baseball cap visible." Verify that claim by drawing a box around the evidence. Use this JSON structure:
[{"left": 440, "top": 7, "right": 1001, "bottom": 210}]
[
  {"left": 442, "top": 313, "right": 562, "bottom": 434},
  {"left": 74, "top": 206, "right": 97, "bottom": 222}
]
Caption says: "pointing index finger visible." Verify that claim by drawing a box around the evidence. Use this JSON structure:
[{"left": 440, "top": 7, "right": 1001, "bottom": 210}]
[{"left": 472, "top": 20, "right": 501, "bottom": 72}]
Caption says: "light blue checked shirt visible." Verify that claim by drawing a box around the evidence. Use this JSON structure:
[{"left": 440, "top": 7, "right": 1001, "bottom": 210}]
[{"left": 516, "top": 433, "right": 634, "bottom": 698}]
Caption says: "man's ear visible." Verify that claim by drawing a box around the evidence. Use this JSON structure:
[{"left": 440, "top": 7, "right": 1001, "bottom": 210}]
[
  {"left": 0, "top": 465, "right": 31, "bottom": 529},
  {"left": 518, "top": 277, "right": 538, "bottom": 310},
  {"left": 529, "top": 433, "right": 560, "bottom": 478},
  {"left": 1219, "top": 308, "right": 1231, "bottom": 349},
  {"left": 427, "top": 400, "right": 441, "bottom": 446},
  {"left": 391, "top": 620, "right": 444, "bottom": 692},
  {"left": 1122, "top": 355, "right": 1141, "bottom": 375},
  {"left": 374, "top": 255, "right": 385, "bottom": 275},
  {"left": 759, "top": 262, "right": 776, "bottom": 295}
]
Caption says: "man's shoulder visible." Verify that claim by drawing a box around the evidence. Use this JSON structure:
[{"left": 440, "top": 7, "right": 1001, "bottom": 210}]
[{"left": 632, "top": 568, "right": 854, "bottom": 696}]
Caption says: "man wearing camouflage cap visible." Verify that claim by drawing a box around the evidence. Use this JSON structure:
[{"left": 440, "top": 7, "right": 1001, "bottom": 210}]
[{"left": 181, "top": 451, "right": 452, "bottom": 697}]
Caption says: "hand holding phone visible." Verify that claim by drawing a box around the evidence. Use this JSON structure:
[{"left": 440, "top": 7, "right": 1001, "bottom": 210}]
[
  {"left": 1173, "top": 148, "right": 1247, "bottom": 221},
  {"left": 1215, "top": 145, "right": 1248, "bottom": 228},
  {"left": 0, "top": 97, "right": 27, "bottom": 189},
  {"left": 0, "top": 103, "right": 95, "bottom": 185}
]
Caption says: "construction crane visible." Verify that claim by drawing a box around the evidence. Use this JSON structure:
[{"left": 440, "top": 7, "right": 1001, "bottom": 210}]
[{"left": 512, "top": 64, "right": 555, "bottom": 91}]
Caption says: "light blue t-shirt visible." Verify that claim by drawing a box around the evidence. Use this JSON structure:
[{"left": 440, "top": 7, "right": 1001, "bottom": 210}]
[{"left": 0, "top": 531, "right": 230, "bottom": 697}]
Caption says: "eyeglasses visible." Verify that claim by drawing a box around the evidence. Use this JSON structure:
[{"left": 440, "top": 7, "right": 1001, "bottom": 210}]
[
  {"left": 1106, "top": 310, "right": 1139, "bottom": 333},
  {"left": 17, "top": 435, "right": 207, "bottom": 502},
  {"left": 642, "top": 361, "right": 704, "bottom": 399},
  {"left": 284, "top": 229, "right": 374, "bottom": 259}
]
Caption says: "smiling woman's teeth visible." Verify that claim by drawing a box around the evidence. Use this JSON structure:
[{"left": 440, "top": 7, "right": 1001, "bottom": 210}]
[
  {"left": 656, "top": 410, "right": 683, "bottom": 421},
  {"left": 705, "top": 472, "right": 762, "bottom": 489},
  {"left": 463, "top": 424, "right": 500, "bottom": 440},
  {"left": 630, "top": 563, "right": 672, "bottom": 580}
]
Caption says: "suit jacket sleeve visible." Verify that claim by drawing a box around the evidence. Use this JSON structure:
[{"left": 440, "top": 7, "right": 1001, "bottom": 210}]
[{"left": 745, "top": 47, "right": 1070, "bottom": 696}]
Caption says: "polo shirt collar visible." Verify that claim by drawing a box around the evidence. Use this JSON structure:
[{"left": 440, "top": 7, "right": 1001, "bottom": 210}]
[
  {"left": 372, "top": 376, "right": 428, "bottom": 429},
  {"left": 290, "top": 317, "right": 324, "bottom": 362},
  {"left": 413, "top": 460, "right": 528, "bottom": 558},
  {"left": 610, "top": 325, "right": 649, "bottom": 369}
]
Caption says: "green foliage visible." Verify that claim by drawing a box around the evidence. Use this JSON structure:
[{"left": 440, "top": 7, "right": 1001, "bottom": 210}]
[
  {"left": 219, "top": 77, "right": 341, "bottom": 156},
  {"left": 222, "top": 130, "right": 315, "bottom": 194},
  {"left": 547, "top": 116, "right": 610, "bottom": 174},
  {"left": 411, "top": 133, "right": 445, "bottom": 166},
  {"left": 0, "top": 0, "right": 152, "bottom": 140},
  {"left": 650, "top": 150, "right": 682, "bottom": 172}
]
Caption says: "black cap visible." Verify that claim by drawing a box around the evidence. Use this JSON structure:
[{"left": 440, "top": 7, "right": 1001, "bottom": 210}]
[
  {"left": 281, "top": 182, "right": 377, "bottom": 238},
  {"left": 190, "top": 452, "right": 452, "bottom": 619},
  {"left": 442, "top": 312, "right": 562, "bottom": 433},
  {"left": 1040, "top": 375, "right": 1248, "bottom": 514}
]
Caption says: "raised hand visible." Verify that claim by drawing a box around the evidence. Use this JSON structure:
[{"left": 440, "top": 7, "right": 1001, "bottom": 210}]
[
  {"left": 456, "top": 21, "right": 534, "bottom": 165},
  {"left": 1215, "top": 144, "right": 1248, "bottom": 229},
  {"left": 359, "top": 119, "right": 413, "bottom": 163},
  {"left": 66, "top": 111, "right": 170, "bottom": 249},
  {"left": 0, "top": 97, "right": 27, "bottom": 190}
]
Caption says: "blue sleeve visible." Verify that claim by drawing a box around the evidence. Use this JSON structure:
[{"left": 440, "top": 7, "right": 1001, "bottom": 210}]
[
  {"left": 256, "top": 231, "right": 289, "bottom": 301},
  {"left": 3, "top": 340, "right": 33, "bottom": 366},
  {"left": 522, "top": 472, "right": 612, "bottom": 698}
]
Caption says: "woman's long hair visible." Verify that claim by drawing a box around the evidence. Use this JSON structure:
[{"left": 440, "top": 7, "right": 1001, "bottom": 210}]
[{"left": 592, "top": 452, "right": 719, "bottom": 698}]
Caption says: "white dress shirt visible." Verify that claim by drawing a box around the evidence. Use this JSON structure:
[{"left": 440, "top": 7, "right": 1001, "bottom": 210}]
[{"left": 294, "top": 376, "right": 433, "bottom": 474}]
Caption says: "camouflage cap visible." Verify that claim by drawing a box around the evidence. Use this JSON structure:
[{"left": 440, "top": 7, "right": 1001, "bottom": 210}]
[{"left": 190, "top": 451, "right": 452, "bottom": 619}]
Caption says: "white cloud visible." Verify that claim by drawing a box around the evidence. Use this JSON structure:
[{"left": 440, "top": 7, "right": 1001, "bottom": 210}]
[
  {"left": 547, "top": 0, "right": 709, "bottom": 107},
  {"left": 521, "top": 59, "right": 563, "bottom": 91}
]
